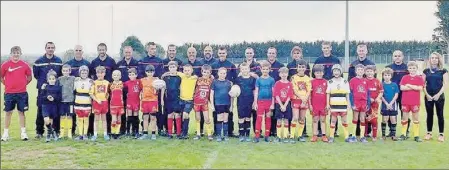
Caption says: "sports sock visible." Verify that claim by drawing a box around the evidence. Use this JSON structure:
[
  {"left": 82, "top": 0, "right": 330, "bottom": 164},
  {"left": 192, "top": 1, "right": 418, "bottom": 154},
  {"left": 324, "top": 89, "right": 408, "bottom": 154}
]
[
  {"left": 329, "top": 125, "right": 335, "bottom": 138},
  {"left": 239, "top": 122, "right": 244, "bottom": 137},
  {"left": 133, "top": 116, "right": 139, "bottom": 134},
  {"left": 391, "top": 123, "right": 397, "bottom": 136},
  {"left": 371, "top": 119, "right": 378, "bottom": 138},
  {"left": 126, "top": 116, "right": 132, "bottom": 134},
  {"left": 67, "top": 119, "right": 73, "bottom": 138},
  {"left": 176, "top": 117, "right": 182, "bottom": 136},
  {"left": 245, "top": 121, "right": 251, "bottom": 137},
  {"left": 216, "top": 121, "right": 223, "bottom": 137},
  {"left": 83, "top": 117, "right": 89, "bottom": 135},
  {"left": 298, "top": 122, "right": 305, "bottom": 138},
  {"left": 290, "top": 122, "right": 297, "bottom": 139},
  {"left": 167, "top": 118, "right": 174, "bottom": 135},
  {"left": 381, "top": 122, "right": 387, "bottom": 137},
  {"left": 77, "top": 117, "right": 84, "bottom": 136},
  {"left": 60, "top": 117, "right": 66, "bottom": 138},
  {"left": 413, "top": 121, "right": 420, "bottom": 137},
  {"left": 196, "top": 120, "right": 201, "bottom": 136},
  {"left": 264, "top": 117, "right": 271, "bottom": 137},
  {"left": 401, "top": 120, "right": 408, "bottom": 136},
  {"left": 182, "top": 119, "right": 189, "bottom": 136},
  {"left": 206, "top": 123, "right": 212, "bottom": 136},
  {"left": 255, "top": 116, "right": 262, "bottom": 138},
  {"left": 276, "top": 123, "right": 282, "bottom": 138},
  {"left": 360, "top": 122, "right": 366, "bottom": 138},
  {"left": 283, "top": 122, "right": 289, "bottom": 139},
  {"left": 223, "top": 122, "right": 229, "bottom": 137},
  {"left": 342, "top": 123, "right": 349, "bottom": 139}
]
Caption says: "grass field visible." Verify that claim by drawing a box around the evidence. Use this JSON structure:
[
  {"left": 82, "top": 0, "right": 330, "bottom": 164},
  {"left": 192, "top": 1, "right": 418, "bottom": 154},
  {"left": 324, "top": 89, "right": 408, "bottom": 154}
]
[{"left": 1, "top": 65, "right": 449, "bottom": 169}]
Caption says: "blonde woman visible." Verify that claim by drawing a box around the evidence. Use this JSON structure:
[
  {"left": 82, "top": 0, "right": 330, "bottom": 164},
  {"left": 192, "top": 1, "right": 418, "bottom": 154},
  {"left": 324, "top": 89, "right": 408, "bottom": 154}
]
[{"left": 423, "top": 52, "right": 448, "bottom": 142}]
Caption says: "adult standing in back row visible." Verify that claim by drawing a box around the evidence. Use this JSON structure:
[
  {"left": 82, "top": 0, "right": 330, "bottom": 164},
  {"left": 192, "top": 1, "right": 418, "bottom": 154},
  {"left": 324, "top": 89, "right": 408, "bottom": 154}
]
[{"left": 267, "top": 47, "right": 284, "bottom": 137}]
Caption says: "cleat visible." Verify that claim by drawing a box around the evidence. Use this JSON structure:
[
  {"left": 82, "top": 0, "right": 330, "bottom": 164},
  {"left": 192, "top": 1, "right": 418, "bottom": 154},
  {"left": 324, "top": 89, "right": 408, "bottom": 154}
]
[
  {"left": 193, "top": 135, "right": 201, "bottom": 140},
  {"left": 253, "top": 137, "right": 260, "bottom": 143},
  {"left": 151, "top": 134, "right": 157, "bottom": 140},
  {"left": 245, "top": 137, "right": 252, "bottom": 142},
  {"left": 75, "top": 136, "right": 84, "bottom": 141},
  {"left": 311, "top": 136, "right": 318, "bottom": 142},
  {"left": 239, "top": 136, "right": 245, "bottom": 142},
  {"left": 208, "top": 135, "right": 214, "bottom": 141},
  {"left": 216, "top": 137, "right": 222, "bottom": 142},
  {"left": 399, "top": 135, "right": 407, "bottom": 141},
  {"left": 438, "top": 135, "right": 444, "bottom": 142},
  {"left": 299, "top": 137, "right": 306, "bottom": 142},
  {"left": 414, "top": 136, "right": 422, "bottom": 142},
  {"left": 274, "top": 137, "right": 281, "bottom": 143},
  {"left": 302, "top": 133, "right": 309, "bottom": 138},
  {"left": 167, "top": 135, "right": 173, "bottom": 139},
  {"left": 104, "top": 135, "right": 110, "bottom": 141},
  {"left": 360, "top": 137, "right": 368, "bottom": 143},
  {"left": 1, "top": 133, "right": 9, "bottom": 141},
  {"left": 424, "top": 133, "right": 432, "bottom": 140},
  {"left": 345, "top": 138, "right": 351, "bottom": 143},
  {"left": 372, "top": 137, "right": 377, "bottom": 142},
  {"left": 283, "top": 138, "right": 289, "bottom": 143},
  {"left": 264, "top": 136, "right": 271, "bottom": 142},
  {"left": 351, "top": 136, "right": 358, "bottom": 143},
  {"left": 382, "top": 136, "right": 387, "bottom": 140},
  {"left": 224, "top": 136, "right": 230, "bottom": 141},
  {"left": 328, "top": 137, "right": 334, "bottom": 143},
  {"left": 53, "top": 132, "right": 59, "bottom": 141},
  {"left": 134, "top": 133, "right": 140, "bottom": 139},
  {"left": 91, "top": 135, "right": 97, "bottom": 142},
  {"left": 317, "top": 133, "right": 323, "bottom": 137},
  {"left": 35, "top": 134, "right": 43, "bottom": 139},
  {"left": 334, "top": 133, "right": 340, "bottom": 138},
  {"left": 289, "top": 138, "right": 296, "bottom": 144},
  {"left": 21, "top": 132, "right": 29, "bottom": 141},
  {"left": 46, "top": 133, "right": 52, "bottom": 143},
  {"left": 391, "top": 136, "right": 398, "bottom": 141},
  {"left": 322, "top": 136, "right": 329, "bottom": 143}
]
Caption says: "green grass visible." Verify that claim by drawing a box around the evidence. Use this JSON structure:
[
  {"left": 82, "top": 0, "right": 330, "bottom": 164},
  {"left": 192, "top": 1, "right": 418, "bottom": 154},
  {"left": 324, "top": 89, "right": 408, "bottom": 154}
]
[{"left": 1, "top": 65, "right": 449, "bottom": 169}]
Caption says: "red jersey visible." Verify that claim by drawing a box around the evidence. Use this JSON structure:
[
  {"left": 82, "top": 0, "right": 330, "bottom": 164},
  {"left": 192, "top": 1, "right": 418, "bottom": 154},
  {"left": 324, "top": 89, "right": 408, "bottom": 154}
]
[
  {"left": 400, "top": 75, "right": 424, "bottom": 105},
  {"left": 366, "top": 78, "right": 383, "bottom": 99},
  {"left": 273, "top": 80, "right": 293, "bottom": 103},
  {"left": 350, "top": 77, "right": 368, "bottom": 101},
  {"left": 110, "top": 81, "right": 124, "bottom": 107},
  {"left": 1, "top": 60, "right": 32, "bottom": 93},
  {"left": 311, "top": 78, "right": 328, "bottom": 109},
  {"left": 124, "top": 79, "right": 142, "bottom": 102},
  {"left": 193, "top": 77, "right": 213, "bottom": 105}
]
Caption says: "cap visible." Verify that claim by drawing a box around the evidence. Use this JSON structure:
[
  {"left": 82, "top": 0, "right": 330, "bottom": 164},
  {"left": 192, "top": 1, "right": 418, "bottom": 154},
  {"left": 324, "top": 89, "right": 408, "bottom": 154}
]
[{"left": 145, "top": 65, "right": 155, "bottom": 72}]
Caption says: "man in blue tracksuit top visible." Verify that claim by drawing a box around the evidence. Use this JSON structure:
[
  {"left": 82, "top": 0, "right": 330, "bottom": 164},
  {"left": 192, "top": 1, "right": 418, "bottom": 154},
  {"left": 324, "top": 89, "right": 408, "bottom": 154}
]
[
  {"left": 385, "top": 50, "right": 410, "bottom": 137},
  {"left": 312, "top": 42, "right": 341, "bottom": 137},
  {"left": 267, "top": 47, "right": 284, "bottom": 137},
  {"left": 347, "top": 43, "right": 377, "bottom": 138},
  {"left": 162, "top": 44, "right": 183, "bottom": 73},
  {"left": 211, "top": 47, "right": 237, "bottom": 137},
  {"left": 33, "top": 42, "right": 63, "bottom": 139},
  {"left": 184, "top": 47, "right": 204, "bottom": 77},
  {"left": 202, "top": 45, "right": 217, "bottom": 66},
  {"left": 89, "top": 43, "right": 117, "bottom": 82}
]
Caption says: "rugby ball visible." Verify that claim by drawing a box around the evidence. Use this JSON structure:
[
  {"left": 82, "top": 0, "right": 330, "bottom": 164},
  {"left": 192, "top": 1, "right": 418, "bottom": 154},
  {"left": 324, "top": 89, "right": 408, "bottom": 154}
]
[
  {"left": 228, "top": 85, "right": 241, "bottom": 98},
  {"left": 152, "top": 79, "right": 166, "bottom": 90}
]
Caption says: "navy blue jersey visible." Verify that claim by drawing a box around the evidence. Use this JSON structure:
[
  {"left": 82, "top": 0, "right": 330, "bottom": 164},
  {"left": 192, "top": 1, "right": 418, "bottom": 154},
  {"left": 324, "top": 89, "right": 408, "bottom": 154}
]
[
  {"left": 138, "top": 55, "right": 164, "bottom": 78},
  {"left": 287, "top": 59, "right": 311, "bottom": 80},
  {"left": 348, "top": 58, "right": 376, "bottom": 81},
  {"left": 40, "top": 84, "right": 62, "bottom": 105},
  {"left": 202, "top": 57, "right": 217, "bottom": 66},
  {"left": 116, "top": 58, "right": 139, "bottom": 82},
  {"left": 269, "top": 60, "right": 284, "bottom": 82},
  {"left": 385, "top": 63, "right": 408, "bottom": 85},
  {"left": 423, "top": 68, "right": 448, "bottom": 96},
  {"left": 33, "top": 55, "right": 63, "bottom": 89},
  {"left": 235, "top": 76, "right": 256, "bottom": 105},
  {"left": 163, "top": 75, "right": 181, "bottom": 102},
  {"left": 89, "top": 55, "right": 117, "bottom": 82},
  {"left": 313, "top": 55, "right": 341, "bottom": 80},
  {"left": 162, "top": 57, "right": 183, "bottom": 73},
  {"left": 183, "top": 59, "right": 203, "bottom": 77},
  {"left": 65, "top": 58, "right": 90, "bottom": 77},
  {"left": 211, "top": 59, "right": 237, "bottom": 83},
  {"left": 211, "top": 79, "right": 232, "bottom": 105}
]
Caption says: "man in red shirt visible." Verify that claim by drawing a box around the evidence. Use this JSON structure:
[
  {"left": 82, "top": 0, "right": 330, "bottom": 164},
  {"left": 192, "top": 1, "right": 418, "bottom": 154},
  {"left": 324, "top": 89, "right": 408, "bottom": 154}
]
[{"left": 1, "top": 46, "right": 32, "bottom": 141}]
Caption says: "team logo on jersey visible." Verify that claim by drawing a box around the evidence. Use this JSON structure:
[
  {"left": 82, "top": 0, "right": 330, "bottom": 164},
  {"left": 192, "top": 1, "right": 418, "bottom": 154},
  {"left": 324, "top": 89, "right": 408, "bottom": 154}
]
[
  {"left": 133, "top": 85, "right": 139, "bottom": 92},
  {"left": 97, "top": 85, "right": 106, "bottom": 93},
  {"left": 316, "top": 86, "right": 324, "bottom": 94},
  {"left": 297, "top": 82, "right": 305, "bottom": 90},
  {"left": 336, "top": 84, "right": 341, "bottom": 90},
  {"left": 357, "top": 85, "right": 366, "bottom": 92}
]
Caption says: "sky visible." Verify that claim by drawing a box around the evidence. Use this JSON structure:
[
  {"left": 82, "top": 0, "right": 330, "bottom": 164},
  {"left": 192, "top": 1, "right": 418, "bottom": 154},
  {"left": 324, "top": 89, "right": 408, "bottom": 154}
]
[{"left": 1, "top": 1, "right": 438, "bottom": 56}]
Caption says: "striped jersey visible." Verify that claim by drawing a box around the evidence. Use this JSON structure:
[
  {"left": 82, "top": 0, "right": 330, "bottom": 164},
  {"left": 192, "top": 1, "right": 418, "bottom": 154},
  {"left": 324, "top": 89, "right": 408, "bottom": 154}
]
[
  {"left": 326, "top": 77, "right": 350, "bottom": 112},
  {"left": 90, "top": 80, "right": 109, "bottom": 102},
  {"left": 291, "top": 75, "right": 312, "bottom": 100},
  {"left": 74, "top": 78, "right": 93, "bottom": 110}
]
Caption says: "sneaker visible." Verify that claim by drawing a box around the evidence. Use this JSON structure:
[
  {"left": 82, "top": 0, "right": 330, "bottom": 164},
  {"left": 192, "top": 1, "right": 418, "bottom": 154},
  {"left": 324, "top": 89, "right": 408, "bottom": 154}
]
[
  {"left": 344, "top": 138, "right": 351, "bottom": 143},
  {"left": 253, "top": 137, "right": 260, "bottom": 143},
  {"left": 239, "top": 136, "right": 245, "bottom": 142},
  {"left": 208, "top": 135, "right": 214, "bottom": 141},
  {"left": 334, "top": 133, "right": 340, "bottom": 138},
  {"left": 216, "top": 137, "right": 222, "bottom": 142},
  {"left": 193, "top": 135, "right": 201, "bottom": 140},
  {"left": 391, "top": 136, "right": 398, "bottom": 141},
  {"left": 224, "top": 136, "right": 230, "bottom": 141},
  {"left": 151, "top": 134, "right": 157, "bottom": 140},
  {"left": 20, "top": 132, "right": 28, "bottom": 141},
  {"left": 311, "top": 136, "right": 318, "bottom": 142},
  {"left": 245, "top": 136, "right": 252, "bottom": 142},
  {"left": 372, "top": 137, "right": 377, "bottom": 142},
  {"left": 167, "top": 135, "right": 173, "bottom": 139},
  {"left": 1, "top": 133, "right": 9, "bottom": 141},
  {"left": 382, "top": 136, "right": 387, "bottom": 140},
  {"left": 299, "top": 137, "right": 306, "bottom": 142},
  {"left": 328, "top": 137, "right": 334, "bottom": 143},
  {"left": 360, "top": 137, "right": 368, "bottom": 143},
  {"left": 104, "top": 135, "right": 110, "bottom": 141},
  {"left": 46, "top": 133, "right": 52, "bottom": 143},
  {"left": 302, "top": 133, "right": 309, "bottom": 138},
  {"left": 322, "top": 136, "right": 329, "bottom": 143},
  {"left": 75, "top": 136, "right": 84, "bottom": 141},
  {"left": 399, "top": 135, "right": 407, "bottom": 141},
  {"left": 35, "top": 134, "right": 43, "bottom": 139},
  {"left": 91, "top": 135, "right": 97, "bottom": 141},
  {"left": 438, "top": 135, "right": 444, "bottom": 142},
  {"left": 414, "top": 136, "right": 423, "bottom": 142},
  {"left": 264, "top": 136, "right": 271, "bottom": 142},
  {"left": 424, "top": 133, "right": 432, "bottom": 140},
  {"left": 274, "top": 137, "right": 281, "bottom": 143},
  {"left": 289, "top": 138, "right": 296, "bottom": 144}
]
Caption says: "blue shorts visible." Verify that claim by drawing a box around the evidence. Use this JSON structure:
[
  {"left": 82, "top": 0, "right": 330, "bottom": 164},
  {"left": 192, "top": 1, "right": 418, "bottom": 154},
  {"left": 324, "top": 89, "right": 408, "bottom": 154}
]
[
  {"left": 215, "top": 105, "right": 230, "bottom": 114},
  {"left": 381, "top": 110, "right": 398, "bottom": 116},
  {"left": 164, "top": 100, "right": 182, "bottom": 114},
  {"left": 42, "top": 104, "right": 58, "bottom": 119},
  {"left": 3, "top": 92, "right": 29, "bottom": 112},
  {"left": 238, "top": 104, "right": 252, "bottom": 118},
  {"left": 179, "top": 100, "right": 194, "bottom": 114},
  {"left": 275, "top": 103, "right": 292, "bottom": 120},
  {"left": 59, "top": 102, "right": 74, "bottom": 116}
]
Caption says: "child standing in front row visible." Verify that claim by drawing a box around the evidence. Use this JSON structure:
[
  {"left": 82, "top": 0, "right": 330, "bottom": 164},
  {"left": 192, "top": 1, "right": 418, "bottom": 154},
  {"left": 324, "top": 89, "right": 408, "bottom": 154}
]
[
  {"left": 235, "top": 63, "right": 257, "bottom": 142},
  {"left": 290, "top": 59, "right": 311, "bottom": 142},
  {"left": 210, "top": 67, "right": 233, "bottom": 142},
  {"left": 349, "top": 64, "right": 369, "bottom": 143},
  {"left": 192, "top": 65, "right": 214, "bottom": 141},
  {"left": 40, "top": 70, "right": 62, "bottom": 142},
  {"left": 380, "top": 68, "right": 399, "bottom": 141},
  {"left": 110, "top": 70, "right": 125, "bottom": 139},
  {"left": 365, "top": 65, "right": 383, "bottom": 141},
  {"left": 58, "top": 64, "right": 75, "bottom": 139},
  {"left": 123, "top": 68, "right": 142, "bottom": 139},
  {"left": 310, "top": 64, "right": 329, "bottom": 142},
  {"left": 74, "top": 65, "right": 93, "bottom": 141},
  {"left": 139, "top": 65, "right": 159, "bottom": 140},
  {"left": 399, "top": 61, "right": 424, "bottom": 142},
  {"left": 273, "top": 67, "right": 293, "bottom": 143},
  {"left": 90, "top": 66, "right": 110, "bottom": 141}
]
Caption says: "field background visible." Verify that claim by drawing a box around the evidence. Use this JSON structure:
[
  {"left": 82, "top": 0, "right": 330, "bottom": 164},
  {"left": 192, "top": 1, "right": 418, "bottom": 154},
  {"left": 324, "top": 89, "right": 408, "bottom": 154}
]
[{"left": 1, "top": 64, "right": 449, "bottom": 169}]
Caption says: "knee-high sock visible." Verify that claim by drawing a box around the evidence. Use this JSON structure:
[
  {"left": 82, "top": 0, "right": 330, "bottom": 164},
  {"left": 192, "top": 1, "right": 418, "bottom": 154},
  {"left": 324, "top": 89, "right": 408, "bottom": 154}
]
[
  {"left": 126, "top": 116, "right": 132, "bottom": 133},
  {"left": 116, "top": 121, "right": 121, "bottom": 134},
  {"left": 283, "top": 122, "right": 289, "bottom": 139},
  {"left": 205, "top": 123, "right": 212, "bottom": 136},
  {"left": 176, "top": 117, "right": 182, "bottom": 136},
  {"left": 264, "top": 117, "right": 272, "bottom": 137},
  {"left": 276, "top": 123, "right": 282, "bottom": 138},
  {"left": 255, "top": 116, "right": 262, "bottom": 138},
  {"left": 298, "top": 122, "right": 305, "bottom": 138},
  {"left": 342, "top": 123, "right": 349, "bottom": 139},
  {"left": 133, "top": 116, "right": 140, "bottom": 134},
  {"left": 401, "top": 120, "right": 408, "bottom": 136},
  {"left": 381, "top": 122, "right": 387, "bottom": 137},
  {"left": 77, "top": 117, "right": 84, "bottom": 136},
  {"left": 239, "top": 122, "right": 244, "bottom": 137},
  {"left": 391, "top": 123, "right": 397, "bottom": 136},
  {"left": 290, "top": 121, "right": 297, "bottom": 139},
  {"left": 413, "top": 121, "right": 420, "bottom": 137},
  {"left": 167, "top": 118, "right": 174, "bottom": 135},
  {"left": 60, "top": 117, "right": 66, "bottom": 137},
  {"left": 182, "top": 119, "right": 189, "bottom": 136},
  {"left": 329, "top": 125, "right": 336, "bottom": 138},
  {"left": 360, "top": 122, "right": 366, "bottom": 138},
  {"left": 67, "top": 119, "right": 73, "bottom": 138},
  {"left": 216, "top": 121, "right": 223, "bottom": 137},
  {"left": 245, "top": 121, "right": 251, "bottom": 137},
  {"left": 196, "top": 120, "right": 201, "bottom": 136},
  {"left": 223, "top": 122, "right": 229, "bottom": 137},
  {"left": 371, "top": 118, "right": 378, "bottom": 138}
]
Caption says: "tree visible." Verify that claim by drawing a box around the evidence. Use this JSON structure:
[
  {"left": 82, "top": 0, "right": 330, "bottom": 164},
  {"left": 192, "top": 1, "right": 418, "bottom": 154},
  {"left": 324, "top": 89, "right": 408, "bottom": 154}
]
[
  {"left": 120, "top": 35, "right": 146, "bottom": 60},
  {"left": 434, "top": 0, "right": 449, "bottom": 54}
]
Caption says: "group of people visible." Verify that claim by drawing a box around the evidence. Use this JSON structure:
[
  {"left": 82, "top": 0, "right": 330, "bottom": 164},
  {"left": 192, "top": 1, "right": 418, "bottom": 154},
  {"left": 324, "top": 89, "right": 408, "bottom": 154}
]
[{"left": 0, "top": 41, "right": 447, "bottom": 143}]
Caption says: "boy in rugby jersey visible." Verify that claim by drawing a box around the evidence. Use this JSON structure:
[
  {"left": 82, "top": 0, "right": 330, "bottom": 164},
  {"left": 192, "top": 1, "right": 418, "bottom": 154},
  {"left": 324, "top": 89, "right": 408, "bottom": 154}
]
[
  {"left": 110, "top": 70, "right": 124, "bottom": 139},
  {"left": 161, "top": 61, "right": 182, "bottom": 139},
  {"left": 364, "top": 65, "right": 383, "bottom": 141},
  {"left": 211, "top": 67, "right": 233, "bottom": 142},
  {"left": 89, "top": 66, "right": 110, "bottom": 141},
  {"left": 123, "top": 68, "right": 142, "bottom": 139},
  {"left": 290, "top": 59, "right": 311, "bottom": 142},
  {"left": 380, "top": 68, "right": 399, "bottom": 141},
  {"left": 399, "top": 61, "right": 424, "bottom": 142},
  {"left": 310, "top": 64, "right": 329, "bottom": 142},
  {"left": 139, "top": 65, "right": 159, "bottom": 140},
  {"left": 253, "top": 61, "right": 276, "bottom": 143},
  {"left": 235, "top": 63, "right": 257, "bottom": 142},
  {"left": 58, "top": 64, "right": 76, "bottom": 139},
  {"left": 193, "top": 65, "right": 214, "bottom": 141},
  {"left": 273, "top": 67, "right": 293, "bottom": 143},
  {"left": 326, "top": 64, "right": 351, "bottom": 143},
  {"left": 74, "top": 65, "right": 93, "bottom": 141},
  {"left": 40, "top": 71, "right": 62, "bottom": 142},
  {"left": 349, "top": 64, "right": 370, "bottom": 143}
]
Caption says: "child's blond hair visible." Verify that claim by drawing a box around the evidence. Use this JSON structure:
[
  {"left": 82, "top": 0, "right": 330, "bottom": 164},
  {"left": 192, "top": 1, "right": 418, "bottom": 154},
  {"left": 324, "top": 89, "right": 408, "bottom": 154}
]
[
  {"left": 279, "top": 67, "right": 289, "bottom": 73},
  {"left": 382, "top": 68, "right": 394, "bottom": 76},
  {"left": 407, "top": 61, "right": 418, "bottom": 68},
  {"left": 96, "top": 66, "right": 106, "bottom": 73}
]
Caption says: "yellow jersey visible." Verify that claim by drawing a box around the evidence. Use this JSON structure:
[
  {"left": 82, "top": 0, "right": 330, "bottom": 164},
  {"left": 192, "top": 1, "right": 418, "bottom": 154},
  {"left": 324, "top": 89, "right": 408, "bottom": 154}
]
[
  {"left": 90, "top": 80, "right": 109, "bottom": 102},
  {"left": 74, "top": 78, "right": 93, "bottom": 110},
  {"left": 178, "top": 72, "right": 198, "bottom": 101},
  {"left": 291, "top": 74, "right": 312, "bottom": 100}
]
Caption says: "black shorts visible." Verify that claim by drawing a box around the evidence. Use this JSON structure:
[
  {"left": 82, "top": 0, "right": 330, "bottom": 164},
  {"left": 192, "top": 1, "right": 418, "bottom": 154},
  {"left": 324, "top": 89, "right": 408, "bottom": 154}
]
[
  {"left": 381, "top": 110, "right": 398, "bottom": 116},
  {"left": 3, "top": 92, "right": 29, "bottom": 112},
  {"left": 238, "top": 104, "right": 252, "bottom": 118},
  {"left": 59, "top": 102, "right": 74, "bottom": 116},
  {"left": 42, "top": 104, "right": 58, "bottom": 119},
  {"left": 164, "top": 100, "right": 182, "bottom": 114},
  {"left": 275, "top": 103, "right": 292, "bottom": 120},
  {"left": 179, "top": 100, "right": 194, "bottom": 114},
  {"left": 215, "top": 105, "right": 230, "bottom": 114}
]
